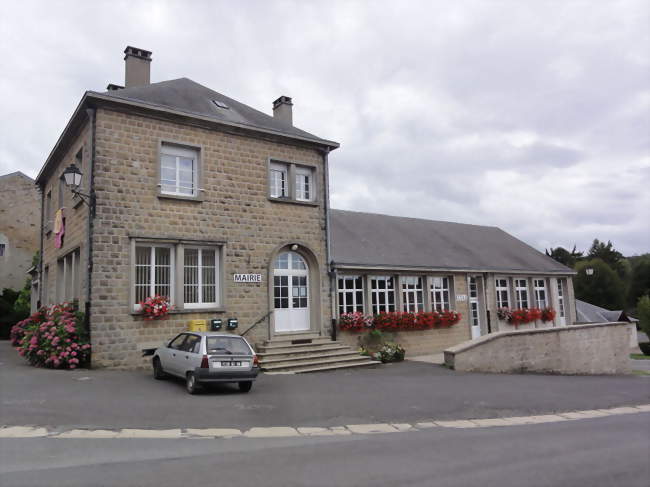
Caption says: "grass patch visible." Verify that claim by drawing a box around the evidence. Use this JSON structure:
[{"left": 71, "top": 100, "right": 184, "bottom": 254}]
[
  {"left": 631, "top": 370, "right": 650, "bottom": 376},
  {"left": 630, "top": 354, "right": 650, "bottom": 360}
]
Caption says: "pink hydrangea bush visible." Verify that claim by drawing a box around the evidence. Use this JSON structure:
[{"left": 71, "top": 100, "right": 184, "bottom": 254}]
[{"left": 11, "top": 303, "right": 90, "bottom": 369}]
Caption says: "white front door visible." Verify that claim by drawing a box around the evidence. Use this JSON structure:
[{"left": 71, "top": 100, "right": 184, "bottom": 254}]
[
  {"left": 468, "top": 276, "right": 482, "bottom": 339},
  {"left": 273, "top": 251, "right": 310, "bottom": 333},
  {"left": 556, "top": 278, "right": 567, "bottom": 326}
]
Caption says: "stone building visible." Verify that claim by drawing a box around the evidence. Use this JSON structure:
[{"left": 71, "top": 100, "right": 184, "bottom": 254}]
[
  {"left": 0, "top": 171, "right": 40, "bottom": 292},
  {"left": 35, "top": 46, "right": 576, "bottom": 369}
]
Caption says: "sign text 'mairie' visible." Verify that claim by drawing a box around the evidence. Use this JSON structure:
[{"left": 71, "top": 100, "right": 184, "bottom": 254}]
[{"left": 233, "top": 273, "right": 262, "bottom": 283}]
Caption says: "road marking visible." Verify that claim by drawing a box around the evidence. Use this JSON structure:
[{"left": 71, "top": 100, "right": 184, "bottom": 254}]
[{"left": 1, "top": 404, "right": 648, "bottom": 439}]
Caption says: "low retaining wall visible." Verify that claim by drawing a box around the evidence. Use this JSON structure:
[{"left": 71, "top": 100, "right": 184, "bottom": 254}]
[
  {"left": 339, "top": 324, "right": 470, "bottom": 357},
  {"left": 444, "top": 322, "right": 634, "bottom": 375}
]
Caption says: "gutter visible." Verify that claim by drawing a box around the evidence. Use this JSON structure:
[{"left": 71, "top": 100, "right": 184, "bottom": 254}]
[
  {"left": 331, "top": 263, "right": 577, "bottom": 276},
  {"left": 321, "top": 147, "right": 336, "bottom": 340}
]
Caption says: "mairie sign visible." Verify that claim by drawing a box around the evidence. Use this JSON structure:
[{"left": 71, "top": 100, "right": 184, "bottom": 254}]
[{"left": 233, "top": 273, "right": 262, "bottom": 283}]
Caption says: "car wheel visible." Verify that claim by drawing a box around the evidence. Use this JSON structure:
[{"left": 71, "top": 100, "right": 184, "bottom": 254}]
[
  {"left": 186, "top": 372, "right": 202, "bottom": 395},
  {"left": 238, "top": 381, "right": 253, "bottom": 393},
  {"left": 152, "top": 358, "right": 167, "bottom": 380}
]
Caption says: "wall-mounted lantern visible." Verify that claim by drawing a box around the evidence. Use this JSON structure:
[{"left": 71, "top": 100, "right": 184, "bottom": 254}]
[{"left": 62, "top": 163, "right": 93, "bottom": 207}]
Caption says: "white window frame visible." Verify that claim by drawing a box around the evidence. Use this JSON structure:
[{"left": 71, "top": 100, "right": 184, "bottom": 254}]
[
  {"left": 534, "top": 278, "right": 548, "bottom": 308},
  {"left": 295, "top": 166, "right": 313, "bottom": 202},
  {"left": 431, "top": 276, "right": 452, "bottom": 311},
  {"left": 370, "top": 275, "right": 396, "bottom": 314},
  {"left": 269, "top": 162, "right": 289, "bottom": 198},
  {"left": 160, "top": 144, "right": 199, "bottom": 197},
  {"left": 495, "top": 277, "right": 510, "bottom": 309},
  {"left": 514, "top": 278, "right": 529, "bottom": 309},
  {"left": 557, "top": 279, "right": 566, "bottom": 318},
  {"left": 134, "top": 244, "right": 175, "bottom": 312},
  {"left": 183, "top": 247, "right": 220, "bottom": 309},
  {"left": 402, "top": 276, "right": 424, "bottom": 312},
  {"left": 337, "top": 275, "right": 365, "bottom": 315}
]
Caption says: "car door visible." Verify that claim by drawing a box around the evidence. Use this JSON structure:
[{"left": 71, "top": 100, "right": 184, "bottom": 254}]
[
  {"left": 165, "top": 334, "right": 188, "bottom": 377},
  {"left": 179, "top": 334, "right": 202, "bottom": 376}
]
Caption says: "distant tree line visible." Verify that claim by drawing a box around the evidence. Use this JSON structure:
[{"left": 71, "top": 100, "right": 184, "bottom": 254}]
[{"left": 546, "top": 240, "right": 650, "bottom": 322}]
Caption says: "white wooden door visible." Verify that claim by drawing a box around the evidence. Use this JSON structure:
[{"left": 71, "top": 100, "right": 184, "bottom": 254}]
[
  {"left": 468, "top": 276, "right": 482, "bottom": 339},
  {"left": 273, "top": 252, "right": 310, "bottom": 333}
]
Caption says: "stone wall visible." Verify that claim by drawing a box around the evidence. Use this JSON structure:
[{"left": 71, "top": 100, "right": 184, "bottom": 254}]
[
  {"left": 90, "top": 108, "right": 330, "bottom": 368},
  {"left": 0, "top": 172, "right": 41, "bottom": 291},
  {"left": 444, "top": 322, "right": 634, "bottom": 375}
]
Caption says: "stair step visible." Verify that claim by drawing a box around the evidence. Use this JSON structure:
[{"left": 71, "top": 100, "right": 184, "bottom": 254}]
[
  {"left": 261, "top": 337, "right": 333, "bottom": 348},
  {"left": 257, "top": 340, "right": 339, "bottom": 352},
  {"left": 263, "top": 333, "right": 322, "bottom": 344},
  {"left": 284, "top": 360, "right": 381, "bottom": 374},
  {"left": 261, "top": 354, "right": 375, "bottom": 372},
  {"left": 259, "top": 350, "right": 362, "bottom": 367},
  {"left": 257, "top": 343, "right": 348, "bottom": 357}
]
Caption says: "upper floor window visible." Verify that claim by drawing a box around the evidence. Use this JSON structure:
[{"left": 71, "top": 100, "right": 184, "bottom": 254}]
[
  {"left": 534, "top": 279, "right": 547, "bottom": 308},
  {"left": 269, "top": 160, "right": 316, "bottom": 204},
  {"left": 431, "top": 276, "right": 451, "bottom": 311},
  {"left": 338, "top": 275, "right": 364, "bottom": 315},
  {"left": 295, "top": 166, "right": 313, "bottom": 202},
  {"left": 160, "top": 144, "right": 199, "bottom": 197},
  {"left": 495, "top": 277, "right": 510, "bottom": 309},
  {"left": 402, "top": 276, "right": 424, "bottom": 312},
  {"left": 514, "top": 278, "right": 529, "bottom": 308},
  {"left": 269, "top": 162, "right": 288, "bottom": 198},
  {"left": 0, "top": 243, "right": 5, "bottom": 257}
]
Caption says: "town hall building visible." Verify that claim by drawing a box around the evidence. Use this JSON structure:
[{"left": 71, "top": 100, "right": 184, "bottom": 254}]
[{"left": 34, "top": 47, "right": 576, "bottom": 369}]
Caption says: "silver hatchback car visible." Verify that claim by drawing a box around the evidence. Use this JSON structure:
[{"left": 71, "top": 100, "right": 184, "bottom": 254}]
[{"left": 152, "top": 332, "right": 260, "bottom": 394}]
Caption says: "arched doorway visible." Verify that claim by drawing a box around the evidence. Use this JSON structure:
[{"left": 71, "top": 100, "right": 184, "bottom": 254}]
[{"left": 273, "top": 251, "right": 310, "bottom": 333}]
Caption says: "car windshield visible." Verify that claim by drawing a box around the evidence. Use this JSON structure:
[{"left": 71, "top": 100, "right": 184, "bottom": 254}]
[{"left": 206, "top": 337, "right": 251, "bottom": 355}]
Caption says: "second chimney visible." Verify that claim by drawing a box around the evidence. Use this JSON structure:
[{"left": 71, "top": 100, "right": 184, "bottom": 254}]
[
  {"left": 124, "top": 46, "right": 152, "bottom": 88},
  {"left": 272, "top": 96, "right": 293, "bottom": 126}
]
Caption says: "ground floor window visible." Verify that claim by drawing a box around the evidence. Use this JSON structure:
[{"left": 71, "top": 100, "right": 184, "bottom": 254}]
[
  {"left": 338, "top": 275, "right": 364, "bottom": 315},
  {"left": 57, "top": 248, "right": 81, "bottom": 303},
  {"left": 370, "top": 275, "right": 395, "bottom": 314},
  {"left": 402, "top": 276, "right": 424, "bottom": 312},
  {"left": 133, "top": 241, "right": 221, "bottom": 311},
  {"left": 534, "top": 279, "right": 547, "bottom": 308},
  {"left": 514, "top": 278, "right": 529, "bottom": 308},
  {"left": 495, "top": 277, "right": 510, "bottom": 309},
  {"left": 431, "top": 276, "right": 451, "bottom": 311}
]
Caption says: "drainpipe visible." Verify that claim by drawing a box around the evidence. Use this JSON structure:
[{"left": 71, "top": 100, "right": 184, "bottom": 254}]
[
  {"left": 322, "top": 146, "right": 336, "bottom": 341},
  {"left": 37, "top": 184, "right": 45, "bottom": 308},
  {"left": 85, "top": 108, "right": 97, "bottom": 363},
  {"left": 483, "top": 272, "right": 491, "bottom": 334}
]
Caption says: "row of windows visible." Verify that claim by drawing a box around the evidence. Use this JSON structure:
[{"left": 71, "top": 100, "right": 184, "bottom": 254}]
[
  {"left": 158, "top": 143, "right": 316, "bottom": 203},
  {"left": 337, "top": 275, "right": 453, "bottom": 316},
  {"left": 495, "top": 277, "right": 549, "bottom": 310}
]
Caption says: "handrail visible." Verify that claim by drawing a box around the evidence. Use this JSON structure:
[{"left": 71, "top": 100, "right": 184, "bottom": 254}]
[{"left": 241, "top": 310, "right": 274, "bottom": 337}]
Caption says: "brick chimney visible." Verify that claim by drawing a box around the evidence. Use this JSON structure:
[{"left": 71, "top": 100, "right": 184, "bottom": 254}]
[
  {"left": 124, "top": 46, "right": 152, "bottom": 88},
  {"left": 272, "top": 96, "right": 293, "bottom": 126}
]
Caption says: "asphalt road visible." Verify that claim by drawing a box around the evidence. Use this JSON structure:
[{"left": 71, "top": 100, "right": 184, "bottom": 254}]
[
  {"left": 1, "top": 413, "right": 649, "bottom": 487},
  {"left": 2, "top": 341, "right": 649, "bottom": 430}
]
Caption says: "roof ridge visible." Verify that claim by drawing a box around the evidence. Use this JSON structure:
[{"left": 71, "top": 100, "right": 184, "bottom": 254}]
[
  {"left": 330, "top": 208, "right": 499, "bottom": 230},
  {"left": 0, "top": 171, "right": 34, "bottom": 181}
]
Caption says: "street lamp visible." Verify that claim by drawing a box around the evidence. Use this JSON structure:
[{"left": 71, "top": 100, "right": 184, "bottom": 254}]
[{"left": 61, "top": 163, "right": 93, "bottom": 207}]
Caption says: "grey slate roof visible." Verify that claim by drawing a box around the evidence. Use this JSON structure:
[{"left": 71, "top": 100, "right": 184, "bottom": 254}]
[
  {"left": 575, "top": 299, "right": 637, "bottom": 324},
  {"left": 330, "top": 209, "right": 574, "bottom": 274},
  {"left": 93, "top": 78, "right": 337, "bottom": 147}
]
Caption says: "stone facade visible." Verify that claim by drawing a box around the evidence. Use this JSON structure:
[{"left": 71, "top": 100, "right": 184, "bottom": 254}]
[
  {"left": 444, "top": 322, "right": 634, "bottom": 375},
  {"left": 0, "top": 172, "right": 41, "bottom": 292},
  {"left": 88, "top": 108, "right": 330, "bottom": 368}
]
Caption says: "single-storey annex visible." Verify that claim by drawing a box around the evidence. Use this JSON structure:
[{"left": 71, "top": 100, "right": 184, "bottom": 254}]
[{"left": 32, "top": 47, "right": 576, "bottom": 369}]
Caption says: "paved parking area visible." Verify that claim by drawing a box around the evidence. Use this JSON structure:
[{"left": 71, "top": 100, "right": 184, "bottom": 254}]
[{"left": 1, "top": 341, "right": 648, "bottom": 430}]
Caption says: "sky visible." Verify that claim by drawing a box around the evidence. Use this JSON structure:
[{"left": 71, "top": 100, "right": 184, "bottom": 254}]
[{"left": 1, "top": 0, "right": 648, "bottom": 255}]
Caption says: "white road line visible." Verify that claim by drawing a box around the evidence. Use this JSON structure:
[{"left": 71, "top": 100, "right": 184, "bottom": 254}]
[{"left": 1, "top": 404, "right": 648, "bottom": 439}]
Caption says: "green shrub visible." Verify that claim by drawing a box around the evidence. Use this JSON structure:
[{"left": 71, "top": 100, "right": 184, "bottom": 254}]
[{"left": 639, "top": 342, "right": 650, "bottom": 356}]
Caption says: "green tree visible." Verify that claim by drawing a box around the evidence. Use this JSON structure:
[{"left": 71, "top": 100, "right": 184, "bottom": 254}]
[
  {"left": 627, "top": 254, "right": 650, "bottom": 310},
  {"left": 546, "top": 245, "right": 583, "bottom": 267},
  {"left": 574, "top": 259, "right": 625, "bottom": 310},
  {"left": 587, "top": 239, "right": 626, "bottom": 278},
  {"left": 637, "top": 295, "right": 650, "bottom": 339}
]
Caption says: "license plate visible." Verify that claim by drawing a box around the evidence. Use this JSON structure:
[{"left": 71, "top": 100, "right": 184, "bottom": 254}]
[
  {"left": 211, "top": 360, "right": 249, "bottom": 368},
  {"left": 221, "top": 361, "right": 241, "bottom": 366}
]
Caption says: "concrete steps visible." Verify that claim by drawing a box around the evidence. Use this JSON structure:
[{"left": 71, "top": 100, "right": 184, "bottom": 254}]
[{"left": 256, "top": 336, "right": 379, "bottom": 373}]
